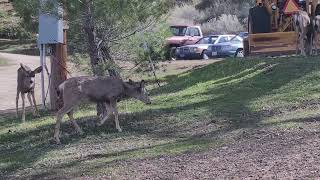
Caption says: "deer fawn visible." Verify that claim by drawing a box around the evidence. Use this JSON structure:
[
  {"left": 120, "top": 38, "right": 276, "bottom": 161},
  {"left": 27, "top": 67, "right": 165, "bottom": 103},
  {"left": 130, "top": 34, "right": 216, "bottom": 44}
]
[{"left": 16, "top": 63, "right": 42, "bottom": 122}]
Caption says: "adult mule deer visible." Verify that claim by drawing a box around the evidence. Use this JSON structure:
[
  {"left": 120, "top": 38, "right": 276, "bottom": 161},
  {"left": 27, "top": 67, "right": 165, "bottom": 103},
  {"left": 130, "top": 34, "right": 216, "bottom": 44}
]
[
  {"left": 16, "top": 63, "right": 42, "bottom": 122},
  {"left": 311, "top": 15, "right": 320, "bottom": 55},
  {"left": 294, "top": 10, "right": 311, "bottom": 56},
  {"left": 54, "top": 76, "right": 151, "bottom": 144}
]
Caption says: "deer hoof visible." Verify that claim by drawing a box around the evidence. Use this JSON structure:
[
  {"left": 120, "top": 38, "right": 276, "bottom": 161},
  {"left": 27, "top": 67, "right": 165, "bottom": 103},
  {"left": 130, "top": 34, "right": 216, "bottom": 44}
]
[
  {"left": 54, "top": 136, "right": 61, "bottom": 144},
  {"left": 117, "top": 128, "right": 122, "bottom": 132}
]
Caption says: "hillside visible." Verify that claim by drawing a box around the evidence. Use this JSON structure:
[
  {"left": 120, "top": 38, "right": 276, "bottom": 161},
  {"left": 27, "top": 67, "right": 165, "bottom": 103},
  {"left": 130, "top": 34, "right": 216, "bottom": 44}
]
[{"left": 1, "top": 57, "right": 320, "bottom": 178}]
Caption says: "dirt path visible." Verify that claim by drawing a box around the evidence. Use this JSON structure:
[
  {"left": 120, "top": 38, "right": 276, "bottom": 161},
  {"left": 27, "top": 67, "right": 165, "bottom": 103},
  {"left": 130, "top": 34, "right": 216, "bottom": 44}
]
[
  {"left": 103, "top": 125, "right": 320, "bottom": 179},
  {"left": 0, "top": 53, "right": 50, "bottom": 111}
]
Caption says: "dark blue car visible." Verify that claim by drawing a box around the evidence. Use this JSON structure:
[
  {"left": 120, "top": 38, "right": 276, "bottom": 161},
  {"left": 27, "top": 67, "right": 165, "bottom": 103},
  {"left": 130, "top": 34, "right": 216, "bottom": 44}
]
[{"left": 206, "top": 33, "right": 248, "bottom": 58}]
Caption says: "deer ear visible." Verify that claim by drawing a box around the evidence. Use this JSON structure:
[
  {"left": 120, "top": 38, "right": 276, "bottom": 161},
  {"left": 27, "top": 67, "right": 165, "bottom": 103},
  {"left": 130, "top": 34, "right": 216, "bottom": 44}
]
[
  {"left": 33, "top": 66, "right": 43, "bottom": 74},
  {"left": 20, "top": 63, "right": 27, "bottom": 72}
]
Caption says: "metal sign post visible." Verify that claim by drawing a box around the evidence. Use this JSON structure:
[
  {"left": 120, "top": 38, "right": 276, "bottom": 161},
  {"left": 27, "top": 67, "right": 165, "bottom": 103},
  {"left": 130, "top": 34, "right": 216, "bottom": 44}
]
[{"left": 40, "top": 44, "right": 46, "bottom": 109}]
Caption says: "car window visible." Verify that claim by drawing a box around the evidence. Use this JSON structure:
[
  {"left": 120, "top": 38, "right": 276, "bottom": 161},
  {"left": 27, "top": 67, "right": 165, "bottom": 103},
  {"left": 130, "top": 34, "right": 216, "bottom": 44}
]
[
  {"left": 187, "top": 28, "right": 200, "bottom": 36},
  {"left": 228, "top": 35, "right": 235, "bottom": 40},
  {"left": 211, "top": 36, "right": 219, "bottom": 44},
  {"left": 170, "top": 26, "right": 187, "bottom": 36},
  {"left": 230, "top": 36, "right": 243, "bottom": 43},
  {"left": 218, "top": 36, "right": 229, "bottom": 43},
  {"left": 197, "top": 37, "right": 210, "bottom": 44}
]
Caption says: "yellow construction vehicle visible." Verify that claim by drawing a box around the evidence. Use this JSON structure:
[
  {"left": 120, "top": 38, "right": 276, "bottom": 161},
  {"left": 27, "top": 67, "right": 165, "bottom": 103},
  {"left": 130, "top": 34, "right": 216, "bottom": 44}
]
[{"left": 244, "top": 0, "right": 320, "bottom": 56}]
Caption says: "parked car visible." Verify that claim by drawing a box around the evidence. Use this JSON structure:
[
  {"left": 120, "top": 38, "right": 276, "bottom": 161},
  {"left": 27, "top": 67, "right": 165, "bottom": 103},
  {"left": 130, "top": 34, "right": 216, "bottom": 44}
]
[
  {"left": 175, "top": 35, "right": 235, "bottom": 60},
  {"left": 238, "top": 32, "right": 249, "bottom": 38},
  {"left": 166, "top": 25, "right": 203, "bottom": 60},
  {"left": 206, "top": 33, "right": 247, "bottom": 58}
]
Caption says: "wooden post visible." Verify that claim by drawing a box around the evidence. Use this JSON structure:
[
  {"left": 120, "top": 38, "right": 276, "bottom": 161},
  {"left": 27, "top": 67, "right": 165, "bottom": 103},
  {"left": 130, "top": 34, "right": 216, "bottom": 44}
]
[{"left": 49, "top": 29, "right": 67, "bottom": 111}]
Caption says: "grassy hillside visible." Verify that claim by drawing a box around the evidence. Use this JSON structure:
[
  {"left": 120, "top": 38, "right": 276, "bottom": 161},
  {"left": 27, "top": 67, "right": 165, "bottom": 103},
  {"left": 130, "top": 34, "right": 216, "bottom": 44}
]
[{"left": 1, "top": 57, "right": 320, "bottom": 178}]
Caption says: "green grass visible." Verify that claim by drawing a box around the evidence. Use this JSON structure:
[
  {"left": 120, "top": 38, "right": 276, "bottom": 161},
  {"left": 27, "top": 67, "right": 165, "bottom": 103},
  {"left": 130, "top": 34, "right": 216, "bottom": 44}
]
[
  {"left": 1, "top": 57, "right": 320, "bottom": 178},
  {"left": 0, "top": 58, "right": 7, "bottom": 66},
  {"left": 0, "top": 39, "right": 38, "bottom": 55}
]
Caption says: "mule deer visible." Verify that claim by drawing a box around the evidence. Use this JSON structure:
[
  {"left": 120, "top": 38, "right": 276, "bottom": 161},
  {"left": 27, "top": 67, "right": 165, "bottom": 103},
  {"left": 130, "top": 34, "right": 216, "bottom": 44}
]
[
  {"left": 16, "top": 63, "right": 42, "bottom": 122},
  {"left": 294, "top": 10, "right": 311, "bottom": 56},
  {"left": 54, "top": 76, "right": 151, "bottom": 144},
  {"left": 311, "top": 15, "right": 320, "bottom": 55}
]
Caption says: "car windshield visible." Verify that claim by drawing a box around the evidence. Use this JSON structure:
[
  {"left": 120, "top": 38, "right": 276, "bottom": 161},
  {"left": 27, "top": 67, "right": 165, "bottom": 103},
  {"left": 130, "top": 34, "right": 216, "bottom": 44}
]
[
  {"left": 170, "top": 26, "right": 187, "bottom": 36},
  {"left": 229, "top": 35, "right": 243, "bottom": 43},
  {"left": 196, "top": 36, "right": 218, "bottom": 44}
]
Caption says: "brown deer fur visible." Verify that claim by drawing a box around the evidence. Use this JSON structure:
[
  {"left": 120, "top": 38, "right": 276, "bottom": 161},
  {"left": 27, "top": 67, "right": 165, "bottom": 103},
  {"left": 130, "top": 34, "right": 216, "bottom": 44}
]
[
  {"left": 294, "top": 10, "right": 311, "bottom": 56},
  {"left": 16, "top": 63, "right": 42, "bottom": 122},
  {"left": 312, "top": 15, "right": 320, "bottom": 55},
  {"left": 54, "top": 76, "right": 151, "bottom": 144}
]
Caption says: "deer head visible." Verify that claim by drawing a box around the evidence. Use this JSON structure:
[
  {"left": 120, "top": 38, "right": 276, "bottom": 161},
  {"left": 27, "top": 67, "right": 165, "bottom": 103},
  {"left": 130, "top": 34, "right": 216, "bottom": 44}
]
[
  {"left": 125, "top": 79, "right": 151, "bottom": 104},
  {"left": 18, "top": 63, "right": 42, "bottom": 91},
  {"left": 314, "top": 16, "right": 320, "bottom": 32}
]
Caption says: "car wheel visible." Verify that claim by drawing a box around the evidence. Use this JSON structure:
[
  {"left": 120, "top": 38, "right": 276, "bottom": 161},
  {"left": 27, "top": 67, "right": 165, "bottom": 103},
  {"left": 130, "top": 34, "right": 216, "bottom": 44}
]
[
  {"left": 235, "top": 49, "right": 244, "bottom": 58},
  {"left": 202, "top": 50, "right": 209, "bottom": 60},
  {"left": 170, "top": 47, "right": 177, "bottom": 61}
]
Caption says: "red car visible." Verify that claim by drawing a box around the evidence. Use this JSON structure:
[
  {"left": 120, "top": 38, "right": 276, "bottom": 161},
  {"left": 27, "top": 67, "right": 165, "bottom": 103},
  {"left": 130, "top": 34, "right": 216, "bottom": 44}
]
[{"left": 166, "top": 25, "right": 203, "bottom": 60}]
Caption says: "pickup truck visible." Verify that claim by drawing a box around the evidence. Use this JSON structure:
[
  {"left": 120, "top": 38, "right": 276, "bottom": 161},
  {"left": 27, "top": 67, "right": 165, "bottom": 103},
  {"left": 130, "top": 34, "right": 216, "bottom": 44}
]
[{"left": 166, "top": 25, "right": 203, "bottom": 60}]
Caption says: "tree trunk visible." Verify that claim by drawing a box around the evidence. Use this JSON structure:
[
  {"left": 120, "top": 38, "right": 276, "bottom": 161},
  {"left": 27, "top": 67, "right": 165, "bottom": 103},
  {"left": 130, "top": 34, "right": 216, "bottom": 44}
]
[
  {"left": 83, "top": 0, "right": 100, "bottom": 75},
  {"left": 49, "top": 29, "right": 68, "bottom": 111},
  {"left": 82, "top": 0, "right": 105, "bottom": 116}
]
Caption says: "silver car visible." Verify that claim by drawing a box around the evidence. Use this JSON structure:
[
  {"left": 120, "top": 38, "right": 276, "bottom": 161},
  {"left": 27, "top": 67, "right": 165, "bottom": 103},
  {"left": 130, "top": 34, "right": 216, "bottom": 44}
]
[{"left": 175, "top": 35, "right": 235, "bottom": 60}]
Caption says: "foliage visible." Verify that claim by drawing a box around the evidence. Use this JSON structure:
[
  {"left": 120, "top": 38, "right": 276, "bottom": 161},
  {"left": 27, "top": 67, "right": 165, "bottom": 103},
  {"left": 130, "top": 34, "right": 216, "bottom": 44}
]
[
  {"left": 168, "top": 1, "right": 247, "bottom": 34},
  {"left": 201, "top": 14, "right": 245, "bottom": 35},
  {"left": 195, "top": 0, "right": 254, "bottom": 23},
  {"left": 121, "top": 22, "right": 172, "bottom": 74},
  {"left": 11, "top": 0, "right": 171, "bottom": 75},
  {"left": 167, "top": 3, "right": 202, "bottom": 25},
  {"left": 0, "top": 5, "right": 32, "bottom": 39}
]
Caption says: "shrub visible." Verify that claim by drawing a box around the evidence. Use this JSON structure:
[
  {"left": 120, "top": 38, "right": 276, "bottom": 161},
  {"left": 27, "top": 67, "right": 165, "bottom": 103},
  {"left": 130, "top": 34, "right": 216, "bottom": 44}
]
[
  {"left": 168, "top": 3, "right": 203, "bottom": 25},
  {"left": 201, "top": 14, "right": 245, "bottom": 35}
]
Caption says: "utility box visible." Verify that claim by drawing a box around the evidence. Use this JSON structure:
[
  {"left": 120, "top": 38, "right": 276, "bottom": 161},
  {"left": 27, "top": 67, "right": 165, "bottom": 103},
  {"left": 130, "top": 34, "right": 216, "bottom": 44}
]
[{"left": 38, "top": 14, "right": 63, "bottom": 44}]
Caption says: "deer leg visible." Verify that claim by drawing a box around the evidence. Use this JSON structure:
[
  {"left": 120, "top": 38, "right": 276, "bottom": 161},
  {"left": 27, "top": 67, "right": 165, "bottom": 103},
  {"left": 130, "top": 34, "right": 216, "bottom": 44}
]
[
  {"left": 314, "top": 34, "right": 318, "bottom": 55},
  {"left": 67, "top": 110, "right": 83, "bottom": 135},
  {"left": 98, "top": 103, "right": 113, "bottom": 126},
  {"left": 112, "top": 103, "right": 122, "bottom": 132},
  {"left": 16, "top": 91, "right": 20, "bottom": 118},
  {"left": 31, "top": 91, "right": 40, "bottom": 117},
  {"left": 295, "top": 27, "right": 300, "bottom": 55},
  {"left": 27, "top": 92, "right": 36, "bottom": 116},
  {"left": 21, "top": 93, "right": 26, "bottom": 122},
  {"left": 54, "top": 105, "right": 73, "bottom": 144}
]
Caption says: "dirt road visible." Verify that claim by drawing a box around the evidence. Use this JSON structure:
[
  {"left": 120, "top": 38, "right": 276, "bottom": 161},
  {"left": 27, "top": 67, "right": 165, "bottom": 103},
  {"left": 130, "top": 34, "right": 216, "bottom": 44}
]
[{"left": 0, "top": 53, "right": 50, "bottom": 111}]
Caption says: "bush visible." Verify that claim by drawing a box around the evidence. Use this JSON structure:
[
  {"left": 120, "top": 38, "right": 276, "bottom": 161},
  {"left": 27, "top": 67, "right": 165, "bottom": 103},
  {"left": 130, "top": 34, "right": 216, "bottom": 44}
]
[
  {"left": 0, "top": 26, "right": 33, "bottom": 39},
  {"left": 201, "top": 14, "right": 245, "bottom": 35},
  {"left": 118, "top": 22, "right": 172, "bottom": 74},
  {"left": 168, "top": 4, "right": 203, "bottom": 25}
]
